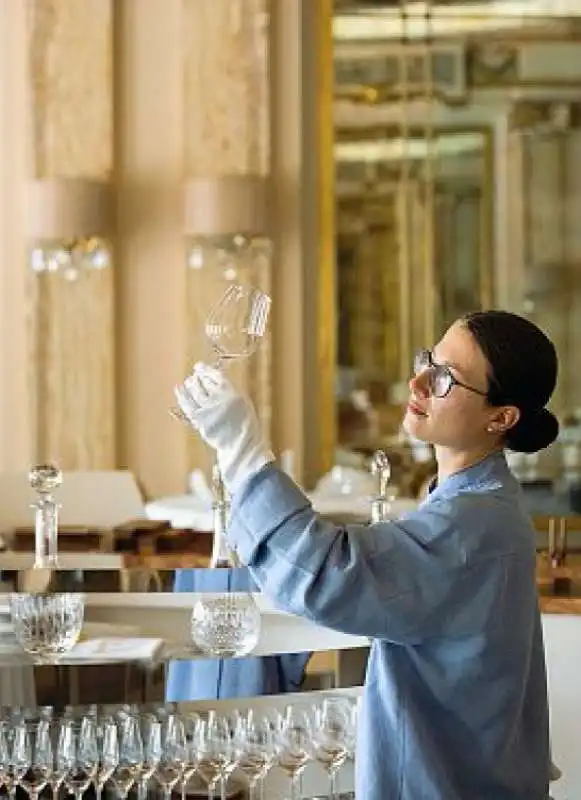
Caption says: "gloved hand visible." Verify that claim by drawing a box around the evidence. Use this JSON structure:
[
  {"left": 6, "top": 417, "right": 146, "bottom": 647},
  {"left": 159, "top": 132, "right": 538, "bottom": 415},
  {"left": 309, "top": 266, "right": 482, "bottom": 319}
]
[{"left": 174, "top": 363, "right": 274, "bottom": 495}]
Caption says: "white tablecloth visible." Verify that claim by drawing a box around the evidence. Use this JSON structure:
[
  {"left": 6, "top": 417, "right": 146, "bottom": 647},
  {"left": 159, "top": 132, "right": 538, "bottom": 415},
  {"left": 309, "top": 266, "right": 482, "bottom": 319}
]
[{"left": 145, "top": 493, "right": 417, "bottom": 530}]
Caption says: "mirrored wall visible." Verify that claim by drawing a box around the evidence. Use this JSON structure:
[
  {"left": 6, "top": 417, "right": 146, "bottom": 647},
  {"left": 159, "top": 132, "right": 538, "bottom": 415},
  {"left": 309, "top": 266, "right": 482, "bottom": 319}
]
[{"left": 330, "top": 1, "right": 581, "bottom": 490}]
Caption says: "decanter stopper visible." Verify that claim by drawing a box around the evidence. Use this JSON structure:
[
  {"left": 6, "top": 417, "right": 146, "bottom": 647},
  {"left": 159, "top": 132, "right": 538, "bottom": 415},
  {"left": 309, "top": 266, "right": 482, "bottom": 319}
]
[
  {"left": 29, "top": 464, "right": 62, "bottom": 569},
  {"left": 370, "top": 450, "right": 392, "bottom": 523},
  {"left": 210, "top": 463, "right": 239, "bottom": 568}
]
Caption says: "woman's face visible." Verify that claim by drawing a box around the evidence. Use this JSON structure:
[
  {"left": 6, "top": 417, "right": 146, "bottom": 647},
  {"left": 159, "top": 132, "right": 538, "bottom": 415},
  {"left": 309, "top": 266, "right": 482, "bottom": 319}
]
[{"left": 402, "top": 321, "right": 515, "bottom": 451}]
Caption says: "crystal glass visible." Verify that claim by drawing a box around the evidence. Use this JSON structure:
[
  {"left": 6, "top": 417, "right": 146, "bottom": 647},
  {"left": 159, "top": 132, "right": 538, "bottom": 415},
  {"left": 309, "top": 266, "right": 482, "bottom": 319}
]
[
  {"left": 10, "top": 594, "right": 84, "bottom": 660},
  {"left": 114, "top": 712, "right": 152, "bottom": 800},
  {"left": 274, "top": 706, "right": 312, "bottom": 800},
  {"left": 169, "top": 282, "right": 271, "bottom": 424},
  {"left": 194, "top": 713, "right": 238, "bottom": 800},
  {"left": 179, "top": 713, "right": 201, "bottom": 800},
  {"left": 12, "top": 720, "right": 52, "bottom": 800},
  {"left": 154, "top": 713, "right": 186, "bottom": 800},
  {"left": 0, "top": 720, "right": 18, "bottom": 794},
  {"left": 57, "top": 717, "right": 99, "bottom": 800},
  {"left": 94, "top": 718, "right": 118, "bottom": 800},
  {"left": 204, "top": 283, "right": 271, "bottom": 367},
  {"left": 310, "top": 699, "right": 350, "bottom": 800},
  {"left": 190, "top": 592, "right": 261, "bottom": 658},
  {"left": 192, "top": 716, "right": 223, "bottom": 800},
  {"left": 235, "top": 711, "right": 275, "bottom": 800}
]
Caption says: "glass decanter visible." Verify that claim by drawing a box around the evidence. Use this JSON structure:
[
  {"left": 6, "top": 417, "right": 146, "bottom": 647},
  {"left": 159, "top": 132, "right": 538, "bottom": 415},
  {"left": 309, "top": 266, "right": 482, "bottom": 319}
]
[
  {"left": 171, "top": 278, "right": 270, "bottom": 659},
  {"left": 29, "top": 464, "right": 63, "bottom": 569},
  {"left": 190, "top": 466, "right": 262, "bottom": 658}
]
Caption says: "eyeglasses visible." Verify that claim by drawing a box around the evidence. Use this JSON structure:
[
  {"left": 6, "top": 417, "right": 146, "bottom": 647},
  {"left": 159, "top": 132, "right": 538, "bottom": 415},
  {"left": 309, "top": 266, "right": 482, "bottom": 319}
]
[{"left": 413, "top": 349, "right": 488, "bottom": 399}]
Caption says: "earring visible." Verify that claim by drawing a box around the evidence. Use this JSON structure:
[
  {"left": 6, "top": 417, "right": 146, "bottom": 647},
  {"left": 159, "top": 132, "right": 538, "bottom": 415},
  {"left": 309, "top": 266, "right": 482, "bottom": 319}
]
[{"left": 486, "top": 425, "right": 495, "bottom": 433}]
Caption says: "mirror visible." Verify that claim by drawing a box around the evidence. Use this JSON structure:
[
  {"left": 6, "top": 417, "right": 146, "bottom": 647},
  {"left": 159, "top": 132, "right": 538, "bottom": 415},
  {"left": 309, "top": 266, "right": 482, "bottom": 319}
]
[
  {"left": 334, "top": 126, "right": 492, "bottom": 452},
  {"left": 329, "top": 2, "right": 581, "bottom": 490}
]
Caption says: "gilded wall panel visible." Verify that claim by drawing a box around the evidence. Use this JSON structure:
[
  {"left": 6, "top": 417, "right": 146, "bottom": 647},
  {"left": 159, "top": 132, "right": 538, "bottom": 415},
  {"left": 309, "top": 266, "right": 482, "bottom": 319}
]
[{"left": 27, "top": 0, "right": 115, "bottom": 469}]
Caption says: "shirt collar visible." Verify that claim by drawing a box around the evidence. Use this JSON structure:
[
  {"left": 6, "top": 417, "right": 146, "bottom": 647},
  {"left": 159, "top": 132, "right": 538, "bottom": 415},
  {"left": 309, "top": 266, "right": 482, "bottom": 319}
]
[{"left": 423, "top": 450, "right": 517, "bottom": 506}]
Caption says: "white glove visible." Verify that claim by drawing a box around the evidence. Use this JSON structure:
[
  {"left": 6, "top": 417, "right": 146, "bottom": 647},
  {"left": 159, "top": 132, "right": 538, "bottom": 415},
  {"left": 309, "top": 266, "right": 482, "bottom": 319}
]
[{"left": 174, "top": 363, "right": 274, "bottom": 494}]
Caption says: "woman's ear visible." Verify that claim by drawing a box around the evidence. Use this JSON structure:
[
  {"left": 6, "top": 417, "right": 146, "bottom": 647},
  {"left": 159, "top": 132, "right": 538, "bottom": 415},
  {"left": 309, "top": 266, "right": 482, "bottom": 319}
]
[{"left": 486, "top": 405, "right": 520, "bottom": 435}]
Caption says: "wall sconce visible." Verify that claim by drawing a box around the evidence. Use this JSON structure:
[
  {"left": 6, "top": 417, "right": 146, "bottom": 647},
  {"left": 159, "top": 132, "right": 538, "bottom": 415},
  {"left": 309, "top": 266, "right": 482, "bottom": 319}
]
[
  {"left": 27, "top": 179, "right": 113, "bottom": 281},
  {"left": 184, "top": 175, "right": 271, "bottom": 287}
]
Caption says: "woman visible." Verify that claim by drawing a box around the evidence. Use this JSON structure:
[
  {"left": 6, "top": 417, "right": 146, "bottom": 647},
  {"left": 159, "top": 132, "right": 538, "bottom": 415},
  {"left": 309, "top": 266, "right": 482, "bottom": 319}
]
[{"left": 174, "top": 310, "right": 557, "bottom": 800}]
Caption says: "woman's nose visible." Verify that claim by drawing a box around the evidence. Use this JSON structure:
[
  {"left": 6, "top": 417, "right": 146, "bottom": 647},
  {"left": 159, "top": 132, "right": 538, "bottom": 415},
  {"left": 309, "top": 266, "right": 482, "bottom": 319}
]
[{"left": 409, "top": 370, "right": 430, "bottom": 396}]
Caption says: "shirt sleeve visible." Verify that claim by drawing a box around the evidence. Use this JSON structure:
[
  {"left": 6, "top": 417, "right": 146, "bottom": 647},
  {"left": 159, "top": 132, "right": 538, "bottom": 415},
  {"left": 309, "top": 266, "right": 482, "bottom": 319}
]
[{"left": 227, "top": 464, "right": 511, "bottom": 644}]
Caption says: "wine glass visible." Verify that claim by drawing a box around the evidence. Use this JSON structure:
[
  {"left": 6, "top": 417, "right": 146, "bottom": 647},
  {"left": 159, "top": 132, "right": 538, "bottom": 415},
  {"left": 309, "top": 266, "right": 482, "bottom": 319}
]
[
  {"left": 94, "top": 718, "right": 119, "bottom": 800},
  {"left": 194, "top": 713, "right": 238, "bottom": 800},
  {"left": 310, "top": 699, "right": 350, "bottom": 800},
  {"left": 154, "top": 713, "right": 186, "bottom": 800},
  {"left": 235, "top": 711, "right": 276, "bottom": 800},
  {"left": 116, "top": 712, "right": 155, "bottom": 800},
  {"left": 169, "top": 283, "right": 271, "bottom": 423},
  {"left": 205, "top": 283, "right": 271, "bottom": 367},
  {"left": 274, "top": 706, "right": 312, "bottom": 800},
  {"left": 57, "top": 717, "right": 99, "bottom": 800},
  {"left": 0, "top": 721, "right": 18, "bottom": 796},
  {"left": 11, "top": 720, "right": 52, "bottom": 800},
  {"left": 180, "top": 713, "right": 201, "bottom": 800}
]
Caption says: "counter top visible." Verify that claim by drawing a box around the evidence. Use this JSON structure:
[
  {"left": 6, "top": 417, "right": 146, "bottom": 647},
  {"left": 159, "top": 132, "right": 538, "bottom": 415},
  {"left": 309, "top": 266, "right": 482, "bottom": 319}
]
[{"left": 537, "top": 553, "right": 581, "bottom": 614}]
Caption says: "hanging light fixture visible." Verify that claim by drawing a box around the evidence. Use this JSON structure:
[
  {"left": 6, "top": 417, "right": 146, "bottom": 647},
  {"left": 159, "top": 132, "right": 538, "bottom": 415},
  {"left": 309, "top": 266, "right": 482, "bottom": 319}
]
[
  {"left": 184, "top": 175, "right": 271, "bottom": 290},
  {"left": 27, "top": 178, "right": 113, "bottom": 281}
]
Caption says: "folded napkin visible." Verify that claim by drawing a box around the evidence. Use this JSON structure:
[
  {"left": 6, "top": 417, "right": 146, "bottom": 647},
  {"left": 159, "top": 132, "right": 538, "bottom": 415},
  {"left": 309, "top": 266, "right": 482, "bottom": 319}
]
[{"left": 67, "top": 637, "right": 164, "bottom": 662}]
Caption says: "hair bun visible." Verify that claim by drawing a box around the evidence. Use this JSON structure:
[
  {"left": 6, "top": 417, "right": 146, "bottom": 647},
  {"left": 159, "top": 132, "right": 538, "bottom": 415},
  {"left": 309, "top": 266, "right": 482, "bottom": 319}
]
[{"left": 505, "top": 407, "right": 559, "bottom": 454}]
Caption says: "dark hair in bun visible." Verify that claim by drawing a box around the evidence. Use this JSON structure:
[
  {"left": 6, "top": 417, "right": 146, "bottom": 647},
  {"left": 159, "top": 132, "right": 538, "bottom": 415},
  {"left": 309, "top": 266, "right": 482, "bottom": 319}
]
[{"left": 463, "top": 310, "right": 559, "bottom": 454}]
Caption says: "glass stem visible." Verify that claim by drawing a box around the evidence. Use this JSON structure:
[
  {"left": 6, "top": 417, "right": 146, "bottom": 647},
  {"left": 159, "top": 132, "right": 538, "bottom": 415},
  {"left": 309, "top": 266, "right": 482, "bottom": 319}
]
[
  {"left": 290, "top": 774, "right": 300, "bottom": 800},
  {"left": 164, "top": 788, "right": 172, "bottom": 800},
  {"left": 328, "top": 770, "right": 337, "bottom": 800},
  {"left": 138, "top": 778, "right": 148, "bottom": 800},
  {"left": 95, "top": 786, "right": 102, "bottom": 800},
  {"left": 220, "top": 777, "right": 227, "bottom": 800}
]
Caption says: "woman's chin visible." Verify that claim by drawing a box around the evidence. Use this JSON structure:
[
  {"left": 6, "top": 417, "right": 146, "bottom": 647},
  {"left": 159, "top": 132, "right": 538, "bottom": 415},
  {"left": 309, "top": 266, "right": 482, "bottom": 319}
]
[{"left": 403, "top": 410, "right": 428, "bottom": 438}]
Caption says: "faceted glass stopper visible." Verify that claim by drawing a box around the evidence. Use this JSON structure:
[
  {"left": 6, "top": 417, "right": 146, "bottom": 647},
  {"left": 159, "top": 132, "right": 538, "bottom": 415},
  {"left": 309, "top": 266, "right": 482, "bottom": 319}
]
[{"left": 28, "top": 464, "right": 63, "bottom": 494}]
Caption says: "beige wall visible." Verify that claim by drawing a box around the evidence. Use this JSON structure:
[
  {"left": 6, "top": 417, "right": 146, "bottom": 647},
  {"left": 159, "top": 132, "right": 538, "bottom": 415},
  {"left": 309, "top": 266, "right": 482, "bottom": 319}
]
[{"left": 0, "top": 0, "right": 333, "bottom": 497}]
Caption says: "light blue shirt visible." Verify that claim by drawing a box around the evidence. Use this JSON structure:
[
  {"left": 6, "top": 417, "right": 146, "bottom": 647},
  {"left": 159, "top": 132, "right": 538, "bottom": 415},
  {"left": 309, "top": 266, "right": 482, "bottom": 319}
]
[
  {"left": 165, "top": 568, "right": 310, "bottom": 701},
  {"left": 227, "top": 452, "right": 550, "bottom": 800}
]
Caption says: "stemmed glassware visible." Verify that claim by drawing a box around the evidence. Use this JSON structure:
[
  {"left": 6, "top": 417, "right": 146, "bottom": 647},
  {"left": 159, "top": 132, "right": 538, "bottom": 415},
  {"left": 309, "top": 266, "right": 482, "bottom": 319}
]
[
  {"left": 194, "top": 712, "right": 240, "bottom": 800},
  {"left": 234, "top": 710, "right": 276, "bottom": 800},
  {"left": 274, "top": 706, "right": 312, "bottom": 800},
  {"left": 11, "top": 720, "right": 51, "bottom": 800},
  {"left": 169, "top": 282, "right": 271, "bottom": 423},
  {"left": 0, "top": 695, "right": 360, "bottom": 799},
  {"left": 126, "top": 711, "right": 160, "bottom": 800},
  {"left": 56, "top": 716, "right": 99, "bottom": 800},
  {"left": 204, "top": 283, "right": 271, "bottom": 368},
  {"left": 94, "top": 717, "right": 118, "bottom": 800},
  {"left": 112, "top": 713, "right": 144, "bottom": 800},
  {"left": 310, "top": 698, "right": 351, "bottom": 800},
  {"left": 154, "top": 713, "right": 186, "bottom": 800},
  {"left": 180, "top": 713, "right": 201, "bottom": 800}
]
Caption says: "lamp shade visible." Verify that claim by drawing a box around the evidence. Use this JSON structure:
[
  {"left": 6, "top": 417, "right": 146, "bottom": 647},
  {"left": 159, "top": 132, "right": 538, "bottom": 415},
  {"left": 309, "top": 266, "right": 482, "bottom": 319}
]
[
  {"left": 184, "top": 175, "right": 267, "bottom": 238},
  {"left": 27, "top": 178, "right": 113, "bottom": 240}
]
